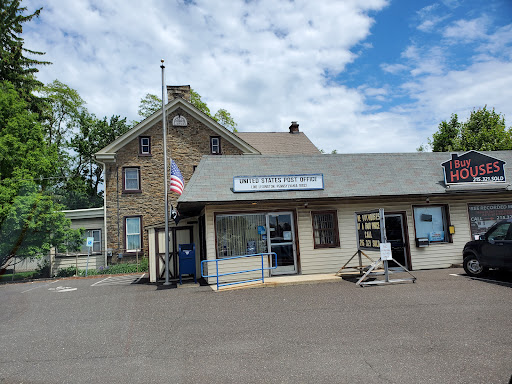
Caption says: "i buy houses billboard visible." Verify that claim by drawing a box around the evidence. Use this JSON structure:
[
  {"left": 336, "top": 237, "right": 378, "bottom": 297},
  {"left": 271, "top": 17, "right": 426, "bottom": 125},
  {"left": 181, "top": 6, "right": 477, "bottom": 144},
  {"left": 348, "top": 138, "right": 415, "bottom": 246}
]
[{"left": 441, "top": 150, "right": 506, "bottom": 185}]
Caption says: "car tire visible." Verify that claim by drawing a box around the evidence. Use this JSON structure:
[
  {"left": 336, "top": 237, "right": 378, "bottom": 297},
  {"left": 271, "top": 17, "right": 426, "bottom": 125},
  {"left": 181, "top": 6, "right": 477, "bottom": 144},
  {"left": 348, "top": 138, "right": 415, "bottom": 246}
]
[{"left": 463, "top": 254, "right": 487, "bottom": 277}]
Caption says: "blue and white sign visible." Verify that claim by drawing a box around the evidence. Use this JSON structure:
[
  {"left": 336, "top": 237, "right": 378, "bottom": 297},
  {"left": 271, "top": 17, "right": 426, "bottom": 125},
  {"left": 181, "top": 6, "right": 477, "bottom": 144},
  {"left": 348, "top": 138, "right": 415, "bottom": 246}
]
[
  {"left": 429, "top": 231, "right": 445, "bottom": 242},
  {"left": 233, "top": 174, "right": 324, "bottom": 193},
  {"left": 86, "top": 237, "right": 94, "bottom": 247}
]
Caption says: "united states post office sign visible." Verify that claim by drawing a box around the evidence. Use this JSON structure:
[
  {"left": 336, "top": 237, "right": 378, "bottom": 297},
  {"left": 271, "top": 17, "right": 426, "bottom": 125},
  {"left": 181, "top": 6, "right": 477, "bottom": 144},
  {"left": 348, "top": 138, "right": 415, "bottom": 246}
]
[{"left": 233, "top": 174, "right": 324, "bottom": 192}]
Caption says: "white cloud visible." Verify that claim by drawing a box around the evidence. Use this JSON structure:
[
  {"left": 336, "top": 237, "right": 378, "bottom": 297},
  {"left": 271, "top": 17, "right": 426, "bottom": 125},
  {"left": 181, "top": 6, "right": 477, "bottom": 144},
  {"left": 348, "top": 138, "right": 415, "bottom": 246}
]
[
  {"left": 19, "top": 0, "right": 512, "bottom": 155},
  {"left": 416, "top": 3, "right": 449, "bottom": 32},
  {"left": 443, "top": 17, "right": 489, "bottom": 42}
]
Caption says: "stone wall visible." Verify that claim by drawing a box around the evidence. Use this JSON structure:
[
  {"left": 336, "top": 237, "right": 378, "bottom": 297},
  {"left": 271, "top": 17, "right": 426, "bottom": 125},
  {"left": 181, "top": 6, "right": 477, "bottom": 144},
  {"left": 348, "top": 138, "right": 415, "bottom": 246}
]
[{"left": 105, "top": 108, "right": 243, "bottom": 260}]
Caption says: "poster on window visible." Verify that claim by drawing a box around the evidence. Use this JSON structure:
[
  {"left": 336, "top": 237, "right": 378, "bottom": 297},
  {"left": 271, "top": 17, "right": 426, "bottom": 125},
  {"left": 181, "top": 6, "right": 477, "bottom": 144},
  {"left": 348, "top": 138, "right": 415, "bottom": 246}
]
[{"left": 468, "top": 203, "right": 512, "bottom": 238}]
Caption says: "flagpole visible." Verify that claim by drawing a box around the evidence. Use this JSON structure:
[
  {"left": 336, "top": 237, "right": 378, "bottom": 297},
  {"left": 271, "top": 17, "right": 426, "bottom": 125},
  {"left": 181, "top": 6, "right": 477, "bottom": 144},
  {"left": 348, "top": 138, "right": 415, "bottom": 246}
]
[{"left": 161, "top": 60, "right": 171, "bottom": 286}]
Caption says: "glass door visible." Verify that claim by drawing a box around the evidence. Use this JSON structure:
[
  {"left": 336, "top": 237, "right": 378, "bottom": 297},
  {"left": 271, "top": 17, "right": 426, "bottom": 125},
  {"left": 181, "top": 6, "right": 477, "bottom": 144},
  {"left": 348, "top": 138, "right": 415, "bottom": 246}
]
[{"left": 267, "top": 212, "right": 297, "bottom": 275}]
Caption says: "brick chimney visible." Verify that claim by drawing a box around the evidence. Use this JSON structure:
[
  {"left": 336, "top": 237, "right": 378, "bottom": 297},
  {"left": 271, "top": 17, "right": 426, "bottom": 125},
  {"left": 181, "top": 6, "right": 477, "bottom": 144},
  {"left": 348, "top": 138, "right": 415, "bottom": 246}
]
[
  {"left": 167, "top": 85, "right": 191, "bottom": 102},
  {"left": 289, "top": 121, "right": 299, "bottom": 134}
]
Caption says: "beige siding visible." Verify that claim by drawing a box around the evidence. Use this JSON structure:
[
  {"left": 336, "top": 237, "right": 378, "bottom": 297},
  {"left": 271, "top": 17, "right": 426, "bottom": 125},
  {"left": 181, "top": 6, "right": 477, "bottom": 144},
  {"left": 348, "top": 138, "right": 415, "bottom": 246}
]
[
  {"left": 202, "top": 193, "right": 512, "bottom": 281},
  {"left": 53, "top": 254, "right": 104, "bottom": 271}
]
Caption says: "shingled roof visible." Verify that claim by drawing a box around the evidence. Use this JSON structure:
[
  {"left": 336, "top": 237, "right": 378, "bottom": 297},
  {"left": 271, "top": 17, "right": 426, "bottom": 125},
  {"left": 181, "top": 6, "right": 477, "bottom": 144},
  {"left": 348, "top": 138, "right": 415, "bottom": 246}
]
[
  {"left": 178, "top": 151, "right": 512, "bottom": 211},
  {"left": 235, "top": 132, "right": 320, "bottom": 154}
]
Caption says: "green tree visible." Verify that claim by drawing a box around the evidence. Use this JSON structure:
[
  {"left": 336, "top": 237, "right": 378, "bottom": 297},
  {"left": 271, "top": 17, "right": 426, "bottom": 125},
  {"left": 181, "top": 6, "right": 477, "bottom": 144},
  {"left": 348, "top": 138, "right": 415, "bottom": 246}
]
[
  {"left": 0, "top": 81, "right": 81, "bottom": 270},
  {"left": 430, "top": 114, "right": 461, "bottom": 152},
  {"left": 136, "top": 89, "right": 238, "bottom": 131},
  {"left": 137, "top": 93, "right": 161, "bottom": 120},
  {"left": 0, "top": 0, "right": 50, "bottom": 111},
  {"left": 40, "top": 79, "right": 85, "bottom": 148},
  {"left": 214, "top": 108, "right": 238, "bottom": 132},
  {"left": 61, "top": 113, "right": 130, "bottom": 209},
  {"left": 429, "top": 107, "right": 512, "bottom": 152}
]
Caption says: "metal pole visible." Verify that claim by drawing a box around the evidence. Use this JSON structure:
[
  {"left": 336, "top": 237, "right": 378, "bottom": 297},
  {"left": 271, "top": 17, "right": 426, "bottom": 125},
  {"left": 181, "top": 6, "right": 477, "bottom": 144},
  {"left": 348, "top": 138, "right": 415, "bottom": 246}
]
[
  {"left": 161, "top": 60, "right": 171, "bottom": 286},
  {"left": 86, "top": 247, "right": 90, "bottom": 277}
]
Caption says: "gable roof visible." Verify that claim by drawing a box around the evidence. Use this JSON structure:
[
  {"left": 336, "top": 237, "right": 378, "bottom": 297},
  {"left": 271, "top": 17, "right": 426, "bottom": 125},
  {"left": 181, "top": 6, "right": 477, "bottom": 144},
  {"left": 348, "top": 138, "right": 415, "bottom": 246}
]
[
  {"left": 95, "top": 97, "right": 260, "bottom": 162},
  {"left": 235, "top": 132, "right": 320, "bottom": 154},
  {"left": 178, "top": 151, "right": 512, "bottom": 212}
]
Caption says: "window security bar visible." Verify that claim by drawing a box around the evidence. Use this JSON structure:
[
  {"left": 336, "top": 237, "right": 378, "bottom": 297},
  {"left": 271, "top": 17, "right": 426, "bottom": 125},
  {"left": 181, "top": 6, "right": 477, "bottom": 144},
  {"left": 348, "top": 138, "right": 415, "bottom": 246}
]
[{"left": 201, "top": 253, "right": 277, "bottom": 291}]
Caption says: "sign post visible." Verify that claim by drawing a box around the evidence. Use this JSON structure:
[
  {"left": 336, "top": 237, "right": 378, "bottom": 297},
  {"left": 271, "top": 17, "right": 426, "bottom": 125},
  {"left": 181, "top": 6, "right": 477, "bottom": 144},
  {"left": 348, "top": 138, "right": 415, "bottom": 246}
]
[{"left": 85, "top": 237, "right": 94, "bottom": 277}]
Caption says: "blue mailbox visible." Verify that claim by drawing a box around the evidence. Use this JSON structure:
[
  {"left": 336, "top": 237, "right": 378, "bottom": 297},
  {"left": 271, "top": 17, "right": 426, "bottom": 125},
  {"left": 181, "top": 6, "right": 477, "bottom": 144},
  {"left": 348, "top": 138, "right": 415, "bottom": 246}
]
[{"left": 178, "top": 243, "right": 196, "bottom": 284}]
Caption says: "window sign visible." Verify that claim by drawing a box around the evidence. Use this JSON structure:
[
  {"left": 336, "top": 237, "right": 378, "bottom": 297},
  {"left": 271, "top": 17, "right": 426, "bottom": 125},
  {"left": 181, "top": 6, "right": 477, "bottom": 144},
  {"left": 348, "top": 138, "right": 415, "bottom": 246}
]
[
  {"left": 233, "top": 174, "right": 324, "bottom": 192},
  {"left": 429, "top": 231, "right": 445, "bottom": 242},
  {"left": 413, "top": 206, "right": 447, "bottom": 243},
  {"left": 468, "top": 203, "right": 512, "bottom": 239}
]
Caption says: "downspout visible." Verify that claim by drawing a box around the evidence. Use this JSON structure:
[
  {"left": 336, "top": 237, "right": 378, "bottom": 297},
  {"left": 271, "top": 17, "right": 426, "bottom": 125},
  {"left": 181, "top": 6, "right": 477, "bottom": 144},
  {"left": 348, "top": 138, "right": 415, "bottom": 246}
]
[{"left": 96, "top": 159, "right": 109, "bottom": 267}]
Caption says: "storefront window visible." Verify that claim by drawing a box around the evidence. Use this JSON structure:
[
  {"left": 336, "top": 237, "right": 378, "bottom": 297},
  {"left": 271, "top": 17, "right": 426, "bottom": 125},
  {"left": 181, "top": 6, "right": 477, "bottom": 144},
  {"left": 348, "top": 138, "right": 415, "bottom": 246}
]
[
  {"left": 413, "top": 206, "right": 449, "bottom": 243},
  {"left": 216, "top": 214, "right": 268, "bottom": 258},
  {"left": 467, "top": 203, "right": 512, "bottom": 239},
  {"left": 312, "top": 210, "right": 340, "bottom": 248}
]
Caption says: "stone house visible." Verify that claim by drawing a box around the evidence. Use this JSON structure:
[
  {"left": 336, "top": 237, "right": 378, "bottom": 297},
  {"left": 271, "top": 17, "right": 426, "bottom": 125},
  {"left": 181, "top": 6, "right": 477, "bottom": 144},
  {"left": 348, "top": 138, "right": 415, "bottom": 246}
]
[{"left": 95, "top": 85, "right": 319, "bottom": 280}]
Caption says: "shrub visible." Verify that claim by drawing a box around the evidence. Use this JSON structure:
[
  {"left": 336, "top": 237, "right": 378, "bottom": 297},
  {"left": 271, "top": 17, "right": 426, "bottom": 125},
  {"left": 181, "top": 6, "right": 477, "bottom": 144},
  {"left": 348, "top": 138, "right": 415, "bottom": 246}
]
[{"left": 56, "top": 266, "right": 77, "bottom": 277}]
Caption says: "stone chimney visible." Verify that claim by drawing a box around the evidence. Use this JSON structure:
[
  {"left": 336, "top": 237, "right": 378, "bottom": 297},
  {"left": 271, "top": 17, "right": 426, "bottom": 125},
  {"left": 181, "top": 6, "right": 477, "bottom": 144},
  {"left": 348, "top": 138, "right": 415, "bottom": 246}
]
[
  {"left": 289, "top": 121, "right": 300, "bottom": 134},
  {"left": 167, "top": 85, "right": 191, "bottom": 102}
]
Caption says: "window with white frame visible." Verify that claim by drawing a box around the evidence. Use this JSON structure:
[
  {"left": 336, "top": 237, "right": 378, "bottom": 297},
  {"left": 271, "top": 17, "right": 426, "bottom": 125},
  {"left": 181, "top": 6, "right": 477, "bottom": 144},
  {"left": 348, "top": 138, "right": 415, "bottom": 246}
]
[
  {"left": 139, "top": 136, "right": 151, "bottom": 155},
  {"left": 123, "top": 167, "right": 140, "bottom": 192},
  {"left": 210, "top": 136, "right": 221, "bottom": 154},
  {"left": 125, "top": 217, "right": 142, "bottom": 251},
  {"left": 413, "top": 205, "right": 450, "bottom": 243},
  {"left": 81, "top": 229, "right": 101, "bottom": 253}
]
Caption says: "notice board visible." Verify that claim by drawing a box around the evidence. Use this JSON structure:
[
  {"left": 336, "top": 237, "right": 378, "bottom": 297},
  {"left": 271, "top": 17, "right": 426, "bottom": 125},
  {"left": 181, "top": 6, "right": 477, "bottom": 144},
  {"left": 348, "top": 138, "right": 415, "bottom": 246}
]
[{"left": 355, "top": 209, "right": 385, "bottom": 251}]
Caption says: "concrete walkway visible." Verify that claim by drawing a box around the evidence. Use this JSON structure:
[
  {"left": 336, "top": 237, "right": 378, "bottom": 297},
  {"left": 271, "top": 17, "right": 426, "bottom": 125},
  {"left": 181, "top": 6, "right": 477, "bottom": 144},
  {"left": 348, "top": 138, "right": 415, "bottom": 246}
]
[{"left": 208, "top": 273, "right": 346, "bottom": 291}]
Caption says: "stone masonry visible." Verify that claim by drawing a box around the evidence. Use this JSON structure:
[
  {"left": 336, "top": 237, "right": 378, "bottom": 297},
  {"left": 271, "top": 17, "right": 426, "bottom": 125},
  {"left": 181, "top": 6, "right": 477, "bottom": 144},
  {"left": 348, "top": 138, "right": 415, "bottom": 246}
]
[{"left": 105, "top": 107, "right": 243, "bottom": 259}]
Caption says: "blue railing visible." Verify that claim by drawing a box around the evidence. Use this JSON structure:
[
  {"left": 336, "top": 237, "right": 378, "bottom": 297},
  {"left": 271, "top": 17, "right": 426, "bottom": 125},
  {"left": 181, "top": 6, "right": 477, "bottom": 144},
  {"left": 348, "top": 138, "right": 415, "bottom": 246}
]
[{"left": 201, "top": 252, "right": 277, "bottom": 291}]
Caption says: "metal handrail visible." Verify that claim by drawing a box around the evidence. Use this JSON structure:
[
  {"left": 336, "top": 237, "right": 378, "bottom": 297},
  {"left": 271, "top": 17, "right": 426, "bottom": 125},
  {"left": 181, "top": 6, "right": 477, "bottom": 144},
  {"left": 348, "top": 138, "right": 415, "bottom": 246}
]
[{"left": 201, "top": 252, "right": 277, "bottom": 290}]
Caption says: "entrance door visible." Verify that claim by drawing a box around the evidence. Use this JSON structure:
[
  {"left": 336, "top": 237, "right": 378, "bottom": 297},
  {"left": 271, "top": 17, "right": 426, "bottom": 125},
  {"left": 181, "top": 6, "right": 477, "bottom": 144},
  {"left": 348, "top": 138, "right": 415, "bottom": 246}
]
[
  {"left": 267, "top": 212, "right": 297, "bottom": 275},
  {"left": 384, "top": 214, "right": 409, "bottom": 269}
]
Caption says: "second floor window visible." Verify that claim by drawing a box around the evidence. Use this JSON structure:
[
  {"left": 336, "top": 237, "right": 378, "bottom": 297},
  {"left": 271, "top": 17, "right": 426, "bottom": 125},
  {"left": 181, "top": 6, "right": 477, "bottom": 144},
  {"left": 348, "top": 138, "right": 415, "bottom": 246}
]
[
  {"left": 123, "top": 167, "right": 141, "bottom": 192},
  {"left": 210, "top": 136, "right": 221, "bottom": 154}
]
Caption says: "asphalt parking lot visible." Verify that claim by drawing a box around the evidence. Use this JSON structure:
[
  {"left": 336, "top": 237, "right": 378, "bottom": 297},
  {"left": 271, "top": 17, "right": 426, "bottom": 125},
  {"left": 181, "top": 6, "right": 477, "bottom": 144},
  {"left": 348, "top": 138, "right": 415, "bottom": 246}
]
[{"left": 0, "top": 268, "right": 511, "bottom": 384}]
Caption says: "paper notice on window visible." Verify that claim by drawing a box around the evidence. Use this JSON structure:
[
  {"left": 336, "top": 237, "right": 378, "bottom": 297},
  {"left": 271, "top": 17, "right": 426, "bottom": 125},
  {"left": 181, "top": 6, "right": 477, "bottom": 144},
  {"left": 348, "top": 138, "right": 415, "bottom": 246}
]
[{"left": 283, "top": 231, "right": 292, "bottom": 241}]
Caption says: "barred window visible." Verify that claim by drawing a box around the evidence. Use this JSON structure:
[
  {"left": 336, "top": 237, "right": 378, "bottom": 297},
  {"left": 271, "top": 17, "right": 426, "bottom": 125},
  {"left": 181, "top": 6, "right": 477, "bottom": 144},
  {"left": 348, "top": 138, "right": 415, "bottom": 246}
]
[{"left": 312, "top": 210, "right": 340, "bottom": 248}]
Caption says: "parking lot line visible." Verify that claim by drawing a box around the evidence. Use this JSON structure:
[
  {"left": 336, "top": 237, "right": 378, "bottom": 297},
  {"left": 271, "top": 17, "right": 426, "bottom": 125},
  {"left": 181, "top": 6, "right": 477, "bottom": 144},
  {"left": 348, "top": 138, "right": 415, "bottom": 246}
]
[
  {"left": 90, "top": 276, "right": 112, "bottom": 287},
  {"left": 21, "top": 280, "right": 60, "bottom": 293},
  {"left": 450, "top": 273, "right": 512, "bottom": 286},
  {"left": 90, "top": 274, "right": 145, "bottom": 287}
]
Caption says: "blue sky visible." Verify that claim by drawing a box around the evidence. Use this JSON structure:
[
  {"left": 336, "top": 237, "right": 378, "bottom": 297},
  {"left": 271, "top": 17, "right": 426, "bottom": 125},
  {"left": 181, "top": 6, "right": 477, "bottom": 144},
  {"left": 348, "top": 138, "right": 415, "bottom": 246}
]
[{"left": 23, "top": 0, "right": 512, "bottom": 153}]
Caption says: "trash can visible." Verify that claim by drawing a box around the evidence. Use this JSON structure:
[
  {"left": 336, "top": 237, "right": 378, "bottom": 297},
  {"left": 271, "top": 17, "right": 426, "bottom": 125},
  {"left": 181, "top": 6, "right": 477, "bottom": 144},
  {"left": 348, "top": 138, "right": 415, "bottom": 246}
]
[{"left": 178, "top": 243, "right": 196, "bottom": 284}]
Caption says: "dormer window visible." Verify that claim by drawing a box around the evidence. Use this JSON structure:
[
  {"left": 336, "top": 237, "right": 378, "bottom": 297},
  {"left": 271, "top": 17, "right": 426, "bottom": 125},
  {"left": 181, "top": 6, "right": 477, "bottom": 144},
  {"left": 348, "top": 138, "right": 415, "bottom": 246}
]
[
  {"left": 210, "top": 136, "right": 221, "bottom": 154},
  {"left": 139, "top": 136, "right": 151, "bottom": 155}
]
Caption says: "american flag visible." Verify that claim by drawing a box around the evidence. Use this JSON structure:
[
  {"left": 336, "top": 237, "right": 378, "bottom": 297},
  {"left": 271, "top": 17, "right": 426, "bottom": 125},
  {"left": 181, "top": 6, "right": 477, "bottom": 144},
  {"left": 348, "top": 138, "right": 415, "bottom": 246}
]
[{"left": 170, "top": 160, "right": 185, "bottom": 195}]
